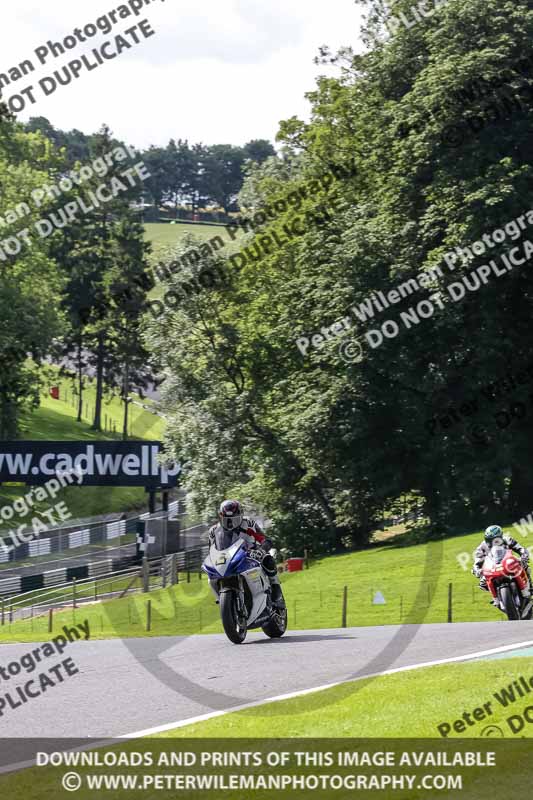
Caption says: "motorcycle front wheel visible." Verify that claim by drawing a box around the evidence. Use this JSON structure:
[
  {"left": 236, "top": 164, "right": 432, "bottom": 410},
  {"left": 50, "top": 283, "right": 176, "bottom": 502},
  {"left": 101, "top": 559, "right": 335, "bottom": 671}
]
[
  {"left": 499, "top": 585, "right": 520, "bottom": 620},
  {"left": 220, "top": 591, "right": 247, "bottom": 644}
]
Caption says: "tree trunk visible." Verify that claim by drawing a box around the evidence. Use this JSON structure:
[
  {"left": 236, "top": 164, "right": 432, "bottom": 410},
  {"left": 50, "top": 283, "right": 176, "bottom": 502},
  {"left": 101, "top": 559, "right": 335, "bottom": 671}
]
[
  {"left": 122, "top": 360, "right": 130, "bottom": 440},
  {"left": 122, "top": 399, "right": 130, "bottom": 440},
  {"left": 76, "top": 339, "right": 84, "bottom": 423},
  {"left": 0, "top": 391, "right": 17, "bottom": 439},
  {"left": 92, "top": 333, "right": 104, "bottom": 431}
]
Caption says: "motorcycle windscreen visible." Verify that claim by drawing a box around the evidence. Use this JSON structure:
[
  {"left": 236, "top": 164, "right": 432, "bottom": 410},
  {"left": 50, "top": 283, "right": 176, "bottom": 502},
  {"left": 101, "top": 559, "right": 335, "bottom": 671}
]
[
  {"left": 491, "top": 543, "right": 506, "bottom": 564},
  {"left": 213, "top": 528, "right": 240, "bottom": 550}
]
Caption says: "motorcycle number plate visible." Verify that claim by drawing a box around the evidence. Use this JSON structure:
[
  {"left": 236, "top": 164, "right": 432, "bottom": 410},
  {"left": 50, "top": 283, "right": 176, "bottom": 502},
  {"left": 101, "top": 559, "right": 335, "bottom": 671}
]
[{"left": 215, "top": 556, "right": 227, "bottom": 565}]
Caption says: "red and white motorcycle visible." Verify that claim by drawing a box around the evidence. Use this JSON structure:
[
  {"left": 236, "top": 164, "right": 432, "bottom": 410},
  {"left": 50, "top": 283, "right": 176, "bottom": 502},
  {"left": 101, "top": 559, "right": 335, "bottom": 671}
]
[{"left": 483, "top": 543, "right": 532, "bottom": 620}]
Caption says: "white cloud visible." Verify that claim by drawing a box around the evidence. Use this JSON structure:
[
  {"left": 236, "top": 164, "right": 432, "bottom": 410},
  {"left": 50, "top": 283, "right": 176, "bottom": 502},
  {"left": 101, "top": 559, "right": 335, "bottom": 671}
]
[{"left": 0, "top": 0, "right": 363, "bottom": 149}]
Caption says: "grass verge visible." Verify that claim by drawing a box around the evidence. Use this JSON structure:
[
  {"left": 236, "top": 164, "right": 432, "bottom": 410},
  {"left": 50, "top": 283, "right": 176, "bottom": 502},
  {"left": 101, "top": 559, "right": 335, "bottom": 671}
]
[
  {"left": 154, "top": 656, "right": 533, "bottom": 738},
  {"left": 0, "top": 525, "right": 520, "bottom": 642}
]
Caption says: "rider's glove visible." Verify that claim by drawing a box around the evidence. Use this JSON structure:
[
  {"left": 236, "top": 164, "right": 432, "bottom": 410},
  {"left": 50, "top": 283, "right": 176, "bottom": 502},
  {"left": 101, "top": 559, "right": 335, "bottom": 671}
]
[
  {"left": 472, "top": 566, "right": 481, "bottom": 577},
  {"left": 522, "top": 551, "right": 530, "bottom": 565}
]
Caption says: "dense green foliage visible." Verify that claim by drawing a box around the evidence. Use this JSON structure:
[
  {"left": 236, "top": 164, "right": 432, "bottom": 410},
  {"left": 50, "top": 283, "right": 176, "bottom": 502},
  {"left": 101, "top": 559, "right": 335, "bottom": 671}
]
[
  {"left": 6, "top": 1, "right": 533, "bottom": 543},
  {"left": 147, "top": 0, "right": 533, "bottom": 553},
  {"left": 1, "top": 110, "right": 153, "bottom": 438},
  {"left": 0, "top": 106, "right": 65, "bottom": 437}
]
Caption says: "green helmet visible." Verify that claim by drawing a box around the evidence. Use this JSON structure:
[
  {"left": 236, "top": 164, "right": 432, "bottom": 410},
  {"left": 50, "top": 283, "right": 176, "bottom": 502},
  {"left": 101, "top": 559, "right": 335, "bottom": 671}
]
[{"left": 485, "top": 525, "right": 503, "bottom": 544}]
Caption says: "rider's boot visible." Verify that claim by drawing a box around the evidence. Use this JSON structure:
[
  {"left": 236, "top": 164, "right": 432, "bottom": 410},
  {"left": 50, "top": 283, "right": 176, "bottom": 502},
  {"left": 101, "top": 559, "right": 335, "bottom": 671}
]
[
  {"left": 269, "top": 575, "right": 284, "bottom": 608},
  {"left": 261, "top": 553, "right": 283, "bottom": 607},
  {"left": 523, "top": 566, "right": 532, "bottom": 598}
]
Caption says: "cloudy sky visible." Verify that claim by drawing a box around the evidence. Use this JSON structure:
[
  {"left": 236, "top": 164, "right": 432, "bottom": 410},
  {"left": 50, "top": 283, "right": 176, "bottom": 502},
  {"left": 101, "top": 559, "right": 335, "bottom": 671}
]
[{"left": 1, "top": 0, "right": 363, "bottom": 150}]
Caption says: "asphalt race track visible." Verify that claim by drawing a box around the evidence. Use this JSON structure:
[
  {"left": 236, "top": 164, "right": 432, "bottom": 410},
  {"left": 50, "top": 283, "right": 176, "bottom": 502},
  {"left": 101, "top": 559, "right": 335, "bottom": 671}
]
[{"left": 0, "top": 620, "right": 530, "bottom": 749}]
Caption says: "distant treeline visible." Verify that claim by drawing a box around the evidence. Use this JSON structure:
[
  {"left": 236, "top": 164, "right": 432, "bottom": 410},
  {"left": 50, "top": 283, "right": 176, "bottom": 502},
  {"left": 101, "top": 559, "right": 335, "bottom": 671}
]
[{"left": 23, "top": 117, "right": 276, "bottom": 214}]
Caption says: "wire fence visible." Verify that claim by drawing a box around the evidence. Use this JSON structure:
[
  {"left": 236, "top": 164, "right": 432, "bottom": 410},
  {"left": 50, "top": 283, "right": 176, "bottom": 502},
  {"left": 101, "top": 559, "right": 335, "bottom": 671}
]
[
  {"left": 0, "top": 525, "right": 515, "bottom": 643},
  {"left": 0, "top": 547, "right": 210, "bottom": 630}
]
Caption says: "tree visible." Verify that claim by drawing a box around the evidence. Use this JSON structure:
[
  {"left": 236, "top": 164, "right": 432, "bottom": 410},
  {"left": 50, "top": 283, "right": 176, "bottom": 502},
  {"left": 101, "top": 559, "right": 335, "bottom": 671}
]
[
  {"left": 0, "top": 109, "right": 66, "bottom": 438},
  {"left": 165, "top": 139, "right": 198, "bottom": 217},
  {"left": 243, "top": 139, "right": 276, "bottom": 164},
  {"left": 200, "top": 144, "right": 246, "bottom": 212},
  {"left": 147, "top": 0, "right": 533, "bottom": 553},
  {"left": 56, "top": 124, "right": 152, "bottom": 432},
  {"left": 105, "top": 216, "right": 155, "bottom": 438},
  {"left": 141, "top": 146, "right": 171, "bottom": 211}
]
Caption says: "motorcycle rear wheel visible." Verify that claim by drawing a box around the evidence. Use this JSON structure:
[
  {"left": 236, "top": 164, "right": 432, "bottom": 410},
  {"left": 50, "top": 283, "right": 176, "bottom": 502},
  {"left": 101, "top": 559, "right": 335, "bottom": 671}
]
[
  {"left": 220, "top": 591, "right": 247, "bottom": 644},
  {"left": 500, "top": 585, "right": 520, "bottom": 620},
  {"left": 262, "top": 605, "right": 288, "bottom": 638}
]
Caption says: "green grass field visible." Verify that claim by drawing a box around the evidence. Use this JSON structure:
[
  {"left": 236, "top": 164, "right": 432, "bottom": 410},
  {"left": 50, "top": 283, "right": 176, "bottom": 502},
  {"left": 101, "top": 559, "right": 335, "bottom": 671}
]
[
  {"left": 156, "top": 655, "right": 533, "bottom": 738},
  {"left": 0, "top": 524, "right": 515, "bottom": 642},
  {"left": 0, "top": 657, "right": 530, "bottom": 800},
  {"left": 0, "top": 376, "right": 166, "bottom": 530},
  {"left": 144, "top": 221, "right": 229, "bottom": 255}
]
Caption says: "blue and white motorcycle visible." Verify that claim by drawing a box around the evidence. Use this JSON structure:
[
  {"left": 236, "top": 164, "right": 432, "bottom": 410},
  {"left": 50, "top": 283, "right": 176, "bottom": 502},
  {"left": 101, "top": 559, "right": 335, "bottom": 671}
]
[{"left": 202, "top": 529, "right": 287, "bottom": 644}]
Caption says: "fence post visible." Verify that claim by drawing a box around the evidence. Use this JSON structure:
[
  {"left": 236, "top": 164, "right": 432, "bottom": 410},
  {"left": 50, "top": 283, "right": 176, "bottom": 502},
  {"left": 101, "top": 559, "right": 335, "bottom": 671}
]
[
  {"left": 342, "top": 586, "right": 348, "bottom": 628},
  {"left": 48, "top": 607, "right": 53, "bottom": 633},
  {"left": 1, "top": 598, "right": 4, "bottom": 626},
  {"left": 171, "top": 554, "right": 178, "bottom": 585},
  {"left": 146, "top": 599, "right": 152, "bottom": 632},
  {"left": 72, "top": 578, "right": 77, "bottom": 609},
  {"left": 161, "top": 561, "right": 167, "bottom": 589},
  {"left": 9, "top": 603, "right": 13, "bottom": 624},
  {"left": 142, "top": 558, "right": 150, "bottom": 593},
  {"left": 447, "top": 582, "right": 453, "bottom": 623},
  {"left": 95, "top": 580, "right": 98, "bottom": 601}
]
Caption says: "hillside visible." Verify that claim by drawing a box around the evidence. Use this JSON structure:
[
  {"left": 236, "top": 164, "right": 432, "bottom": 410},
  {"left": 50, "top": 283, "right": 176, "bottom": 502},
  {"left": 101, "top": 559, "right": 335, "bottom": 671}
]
[
  {"left": 0, "top": 524, "right": 502, "bottom": 642},
  {"left": 0, "top": 379, "right": 165, "bottom": 529}
]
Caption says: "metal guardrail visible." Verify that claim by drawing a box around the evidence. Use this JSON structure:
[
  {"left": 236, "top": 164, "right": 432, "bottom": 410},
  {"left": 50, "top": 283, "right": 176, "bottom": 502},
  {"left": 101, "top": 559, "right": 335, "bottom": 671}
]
[
  {"left": 0, "top": 502, "right": 184, "bottom": 574},
  {"left": 1, "top": 545, "right": 210, "bottom": 626}
]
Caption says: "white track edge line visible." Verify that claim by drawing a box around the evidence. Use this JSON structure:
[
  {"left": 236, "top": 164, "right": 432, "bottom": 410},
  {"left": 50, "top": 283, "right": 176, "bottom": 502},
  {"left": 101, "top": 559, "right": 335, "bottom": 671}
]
[{"left": 121, "top": 638, "right": 533, "bottom": 738}]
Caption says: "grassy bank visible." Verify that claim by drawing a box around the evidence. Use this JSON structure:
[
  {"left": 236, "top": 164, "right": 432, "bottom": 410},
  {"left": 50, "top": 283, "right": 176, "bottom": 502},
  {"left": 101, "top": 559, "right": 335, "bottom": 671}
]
[
  {"left": 0, "top": 525, "right": 513, "bottom": 642},
  {"left": 0, "top": 380, "right": 165, "bottom": 529},
  {"left": 0, "top": 657, "right": 530, "bottom": 800},
  {"left": 157, "top": 656, "right": 533, "bottom": 738}
]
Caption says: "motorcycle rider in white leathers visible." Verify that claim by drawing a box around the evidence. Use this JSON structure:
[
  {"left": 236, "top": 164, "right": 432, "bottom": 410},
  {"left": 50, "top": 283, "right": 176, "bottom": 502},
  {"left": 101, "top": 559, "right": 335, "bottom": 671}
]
[
  {"left": 472, "top": 524, "right": 531, "bottom": 599},
  {"left": 208, "top": 500, "right": 284, "bottom": 607}
]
